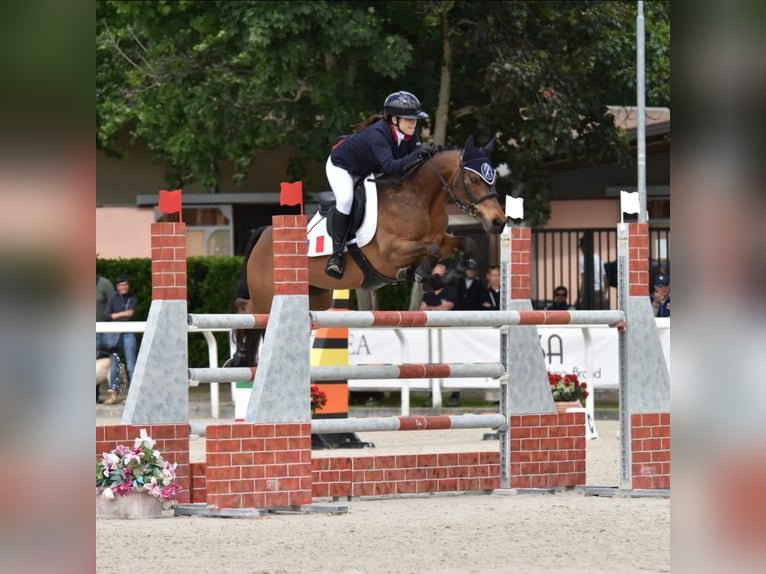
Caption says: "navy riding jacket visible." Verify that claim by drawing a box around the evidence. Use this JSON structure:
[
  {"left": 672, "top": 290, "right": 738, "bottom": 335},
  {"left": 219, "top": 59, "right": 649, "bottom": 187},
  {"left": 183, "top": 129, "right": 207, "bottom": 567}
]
[{"left": 330, "top": 119, "right": 422, "bottom": 176}]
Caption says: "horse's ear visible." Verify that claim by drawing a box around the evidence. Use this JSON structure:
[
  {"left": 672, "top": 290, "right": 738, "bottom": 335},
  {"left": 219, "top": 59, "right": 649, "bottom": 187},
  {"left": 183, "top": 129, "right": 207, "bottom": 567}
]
[
  {"left": 483, "top": 136, "right": 496, "bottom": 154},
  {"left": 464, "top": 135, "right": 476, "bottom": 151}
]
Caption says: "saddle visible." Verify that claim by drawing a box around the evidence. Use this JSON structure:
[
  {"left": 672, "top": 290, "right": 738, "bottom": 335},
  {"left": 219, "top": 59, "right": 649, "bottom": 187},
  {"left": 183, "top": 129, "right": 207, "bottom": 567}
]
[{"left": 317, "top": 176, "right": 372, "bottom": 239}]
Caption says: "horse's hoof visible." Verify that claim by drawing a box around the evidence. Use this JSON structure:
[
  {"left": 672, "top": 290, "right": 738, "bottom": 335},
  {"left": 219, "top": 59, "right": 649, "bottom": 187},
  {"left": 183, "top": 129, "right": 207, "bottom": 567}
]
[
  {"left": 223, "top": 353, "right": 247, "bottom": 368},
  {"left": 395, "top": 267, "right": 413, "bottom": 282}
]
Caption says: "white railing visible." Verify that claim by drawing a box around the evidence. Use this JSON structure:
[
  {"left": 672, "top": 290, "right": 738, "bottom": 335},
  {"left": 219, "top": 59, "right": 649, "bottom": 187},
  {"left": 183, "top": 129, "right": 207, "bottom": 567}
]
[{"left": 96, "top": 322, "right": 234, "bottom": 418}]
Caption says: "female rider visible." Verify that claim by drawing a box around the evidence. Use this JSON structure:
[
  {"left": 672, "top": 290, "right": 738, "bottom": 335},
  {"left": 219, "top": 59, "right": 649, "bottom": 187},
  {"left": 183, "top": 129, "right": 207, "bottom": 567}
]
[{"left": 324, "top": 91, "right": 434, "bottom": 279}]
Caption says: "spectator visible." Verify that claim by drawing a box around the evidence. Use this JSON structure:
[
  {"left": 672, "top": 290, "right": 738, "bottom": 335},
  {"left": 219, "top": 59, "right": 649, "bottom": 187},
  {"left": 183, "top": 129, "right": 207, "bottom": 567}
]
[
  {"left": 103, "top": 274, "right": 138, "bottom": 405},
  {"left": 577, "top": 238, "right": 609, "bottom": 309},
  {"left": 480, "top": 265, "right": 501, "bottom": 310},
  {"left": 650, "top": 273, "right": 671, "bottom": 317},
  {"left": 96, "top": 272, "right": 115, "bottom": 403},
  {"left": 96, "top": 272, "right": 116, "bottom": 349},
  {"left": 418, "top": 264, "right": 457, "bottom": 311},
  {"left": 419, "top": 264, "right": 461, "bottom": 406},
  {"left": 545, "top": 285, "right": 574, "bottom": 311},
  {"left": 456, "top": 259, "right": 483, "bottom": 310}
]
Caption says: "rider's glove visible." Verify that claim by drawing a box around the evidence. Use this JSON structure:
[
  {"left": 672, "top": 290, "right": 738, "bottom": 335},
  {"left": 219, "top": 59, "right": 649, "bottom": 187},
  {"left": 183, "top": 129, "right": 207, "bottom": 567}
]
[{"left": 418, "top": 142, "right": 438, "bottom": 157}]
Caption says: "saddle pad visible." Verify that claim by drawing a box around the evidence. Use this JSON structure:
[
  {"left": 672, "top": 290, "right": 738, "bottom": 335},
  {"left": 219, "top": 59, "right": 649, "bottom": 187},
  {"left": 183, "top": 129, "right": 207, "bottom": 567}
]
[{"left": 306, "top": 177, "right": 378, "bottom": 257}]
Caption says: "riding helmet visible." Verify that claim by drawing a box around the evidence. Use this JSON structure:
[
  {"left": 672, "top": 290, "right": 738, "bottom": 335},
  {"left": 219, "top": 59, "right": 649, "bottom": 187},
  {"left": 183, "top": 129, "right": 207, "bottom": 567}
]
[{"left": 384, "top": 91, "right": 428, "bottom": 120}]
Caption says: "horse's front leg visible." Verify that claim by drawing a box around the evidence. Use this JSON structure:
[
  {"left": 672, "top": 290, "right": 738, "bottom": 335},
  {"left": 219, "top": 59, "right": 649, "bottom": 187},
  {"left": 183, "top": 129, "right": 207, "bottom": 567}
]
[
  {"left": 387, "top": 238, "right": 441, "bottom": 282},
  {"left": 439, "top": 233, "right": 468, "bottom": 260}
]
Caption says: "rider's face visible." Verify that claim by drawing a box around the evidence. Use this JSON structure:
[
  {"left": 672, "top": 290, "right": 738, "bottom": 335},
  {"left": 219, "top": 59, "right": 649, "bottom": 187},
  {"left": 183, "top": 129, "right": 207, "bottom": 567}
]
[{"left": 394, "top": 117, "right": 417, "bottom": 136}]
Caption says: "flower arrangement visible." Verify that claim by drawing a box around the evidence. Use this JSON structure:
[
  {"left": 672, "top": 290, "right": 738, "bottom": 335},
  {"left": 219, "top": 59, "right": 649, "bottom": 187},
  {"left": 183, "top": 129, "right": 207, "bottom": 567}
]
[
  {"left": 96, "top": 429, "right": 181, "bottom": 502},
  {"left": 311, "top": 385, "right": 327, "bottom": 414},
  {"left": 548, "top": 372, "right": 589, "bottom": 403}
]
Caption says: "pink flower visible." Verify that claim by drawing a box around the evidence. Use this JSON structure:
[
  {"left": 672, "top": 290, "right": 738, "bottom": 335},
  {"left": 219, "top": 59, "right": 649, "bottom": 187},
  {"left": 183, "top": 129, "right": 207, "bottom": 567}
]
[
  {"left": 113, "top": 481, "right": 134, "bottom": 497},
  {"left": 144, "top": 477, "right": 163, "bottom": 498},
  {"left": 160, "top": 484, "right": 181, "bottom": 501}
]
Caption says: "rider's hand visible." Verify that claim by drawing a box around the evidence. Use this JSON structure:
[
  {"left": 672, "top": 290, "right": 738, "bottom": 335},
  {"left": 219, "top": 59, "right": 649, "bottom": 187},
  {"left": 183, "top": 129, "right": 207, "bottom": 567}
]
[{"left": 418, "top": 142, "right": 438, "bottom": 157}]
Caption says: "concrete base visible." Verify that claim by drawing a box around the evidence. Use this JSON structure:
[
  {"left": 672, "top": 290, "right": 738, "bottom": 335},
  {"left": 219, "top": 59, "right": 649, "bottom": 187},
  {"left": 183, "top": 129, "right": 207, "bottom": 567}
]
[
  {"left": 174, "top": 504, "right": 348, "bottom": 518},
  {"left": 96, "top": 491, "right": 174, "bottom": 519},
  {"left": 579, "top": 485, "right": 670, "bottom": 498},
  {"left": 493, "top": 488, "right": 560, "bottom": 495}
]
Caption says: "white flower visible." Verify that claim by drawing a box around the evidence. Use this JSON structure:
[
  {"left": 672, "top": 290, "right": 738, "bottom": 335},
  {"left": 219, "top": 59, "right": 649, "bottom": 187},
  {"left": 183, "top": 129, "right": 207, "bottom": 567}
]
[
  {"left": 137, "top": 428, "right": 156, "bottom": 450},
  {"left": 144, "top": 477, "right": 162, "bottom": 498},
  {"left": 102, "top": 487, "right": 114, "bottom": 500}
]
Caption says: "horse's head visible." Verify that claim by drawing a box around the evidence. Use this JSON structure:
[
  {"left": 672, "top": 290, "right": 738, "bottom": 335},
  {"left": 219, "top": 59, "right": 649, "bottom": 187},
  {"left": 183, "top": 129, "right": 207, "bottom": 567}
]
[{"left": 435, "top": 136, "right": 507, "bottom": 234}]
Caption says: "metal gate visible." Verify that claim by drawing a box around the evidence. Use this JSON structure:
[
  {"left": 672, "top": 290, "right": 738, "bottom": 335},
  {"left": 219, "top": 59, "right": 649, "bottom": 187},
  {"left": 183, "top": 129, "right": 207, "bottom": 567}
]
[{"left": 530, "top": 227, "right": 670, "bottom": 310}]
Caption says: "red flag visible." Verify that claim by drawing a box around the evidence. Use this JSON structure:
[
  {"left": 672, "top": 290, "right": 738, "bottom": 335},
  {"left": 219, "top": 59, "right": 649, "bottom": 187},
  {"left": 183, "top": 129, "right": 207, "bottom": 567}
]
[
  {"left": 158, "top": 189, "right": 182, "bottom": 214},
  {"left": 280, "top": 181, "right": 303, "bottom": 213}
]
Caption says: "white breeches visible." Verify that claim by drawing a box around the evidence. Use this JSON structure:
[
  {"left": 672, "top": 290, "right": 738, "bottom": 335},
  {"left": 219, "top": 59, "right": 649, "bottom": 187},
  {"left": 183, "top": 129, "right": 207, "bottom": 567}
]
[{"left": 325, "top": 156, "right": 355, "bottom": 215}]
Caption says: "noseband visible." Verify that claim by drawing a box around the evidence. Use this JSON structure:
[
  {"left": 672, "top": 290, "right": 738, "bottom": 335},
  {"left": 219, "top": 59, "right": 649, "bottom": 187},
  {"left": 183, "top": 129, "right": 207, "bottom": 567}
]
[{"left": 428, "top": 154, "right": 499, "bottom": 217}]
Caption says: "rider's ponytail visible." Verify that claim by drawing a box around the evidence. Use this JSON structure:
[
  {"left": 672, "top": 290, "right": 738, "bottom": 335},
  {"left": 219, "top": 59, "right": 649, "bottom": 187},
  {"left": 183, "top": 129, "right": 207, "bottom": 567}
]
[{"left": 352, "top": 114, "right": 384, "bottom": 133}]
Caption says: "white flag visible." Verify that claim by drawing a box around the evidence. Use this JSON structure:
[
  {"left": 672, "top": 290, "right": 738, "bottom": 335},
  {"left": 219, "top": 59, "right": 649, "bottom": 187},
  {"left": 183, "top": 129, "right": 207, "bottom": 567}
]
[
  {"left": 620, "top": 190, "right": 640, "bottom": 215},
  {"left": 505, "top": 195, "right": 524, "bottom": 220}
]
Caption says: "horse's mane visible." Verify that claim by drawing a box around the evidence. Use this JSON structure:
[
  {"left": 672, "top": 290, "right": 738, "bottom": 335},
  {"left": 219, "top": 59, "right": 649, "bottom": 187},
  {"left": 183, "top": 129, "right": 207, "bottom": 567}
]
[{"left": 399, "top": 145, "right": 461, "bottom": 184}]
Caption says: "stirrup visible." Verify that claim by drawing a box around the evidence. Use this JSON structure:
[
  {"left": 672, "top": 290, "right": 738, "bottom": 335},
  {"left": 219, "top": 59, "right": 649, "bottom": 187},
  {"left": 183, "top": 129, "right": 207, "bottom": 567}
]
[
  {"left": 395, "top": 267, "right": 414, "bottom": 282},
  {"left": 414, "top": 262, "right": 433, "bottom": 284}
]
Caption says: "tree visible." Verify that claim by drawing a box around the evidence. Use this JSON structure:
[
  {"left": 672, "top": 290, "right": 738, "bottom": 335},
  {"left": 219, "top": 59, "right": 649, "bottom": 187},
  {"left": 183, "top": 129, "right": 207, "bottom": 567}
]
[
  {"left": 420, "top": 1, "right": 670, "bottom": 227},
  {"left": 98, "top": 1, "right": 670, "bottom": 225},
  {"left": 97, "top": 0, "right": 414, "bottom": 189}
]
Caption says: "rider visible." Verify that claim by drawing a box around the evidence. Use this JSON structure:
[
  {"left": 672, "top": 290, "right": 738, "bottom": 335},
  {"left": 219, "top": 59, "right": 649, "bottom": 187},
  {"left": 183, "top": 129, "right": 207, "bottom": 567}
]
[{"left": 324, "top": 90, "right": 435, "bottom": 279}]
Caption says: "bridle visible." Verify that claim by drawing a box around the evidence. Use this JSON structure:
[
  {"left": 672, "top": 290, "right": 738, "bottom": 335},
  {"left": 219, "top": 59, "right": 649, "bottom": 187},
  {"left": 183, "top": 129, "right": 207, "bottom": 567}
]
[{"left": 428, "top": 152, "right": 499, "bottom": 217}]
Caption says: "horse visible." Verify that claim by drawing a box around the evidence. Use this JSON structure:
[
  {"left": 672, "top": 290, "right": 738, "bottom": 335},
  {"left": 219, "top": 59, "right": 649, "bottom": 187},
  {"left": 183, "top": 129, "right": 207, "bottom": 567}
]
[{"left": 225, "top": 135, "right": 508, "bottom": 368}]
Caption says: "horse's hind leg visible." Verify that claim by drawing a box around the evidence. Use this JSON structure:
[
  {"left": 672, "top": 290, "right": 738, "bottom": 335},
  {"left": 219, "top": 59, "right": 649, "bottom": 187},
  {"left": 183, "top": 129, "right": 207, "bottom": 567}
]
[{"left": 224, "top": 328, "right": 262, "bottom": 368}]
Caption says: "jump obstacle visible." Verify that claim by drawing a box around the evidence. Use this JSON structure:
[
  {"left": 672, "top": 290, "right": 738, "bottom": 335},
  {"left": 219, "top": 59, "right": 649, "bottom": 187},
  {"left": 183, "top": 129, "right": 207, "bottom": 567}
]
[{"left": 97, "top": 212, "right": 670, "bottom": 512}]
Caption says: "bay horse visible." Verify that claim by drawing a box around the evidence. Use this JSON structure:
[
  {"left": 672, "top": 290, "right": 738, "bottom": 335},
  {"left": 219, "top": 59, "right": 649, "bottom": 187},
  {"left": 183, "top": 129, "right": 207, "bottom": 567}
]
[{"left": 225, "top": 135, "right": 508, "bottom": 367}]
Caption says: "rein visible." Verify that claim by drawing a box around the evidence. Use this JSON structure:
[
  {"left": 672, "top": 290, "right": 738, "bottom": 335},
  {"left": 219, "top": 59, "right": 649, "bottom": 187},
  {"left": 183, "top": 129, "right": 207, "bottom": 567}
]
[{"left": 426, "top": 152, "right": 499, "bottom": 217}]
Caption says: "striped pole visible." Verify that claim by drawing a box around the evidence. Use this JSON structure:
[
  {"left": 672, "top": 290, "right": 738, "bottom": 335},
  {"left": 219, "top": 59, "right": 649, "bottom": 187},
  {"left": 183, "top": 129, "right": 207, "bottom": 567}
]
[
  {"left": 187, "top": 314, "right": 270, "bottom": 329},
  {"left": 311, "top": 413, "right": 506, "bottom": 434},
  {"left": 188, "top": 363, "right": 505, "bottom": 384},
  {"left": 310, "top": 309, "right": 625, "bottom": 328}
]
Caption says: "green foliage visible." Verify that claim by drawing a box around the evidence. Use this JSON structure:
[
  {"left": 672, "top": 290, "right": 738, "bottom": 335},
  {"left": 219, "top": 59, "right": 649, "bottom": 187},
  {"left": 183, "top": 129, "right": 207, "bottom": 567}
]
[
  {"left": 97, "top": 0, "right": 670, "bottom": 225},
  {"left": 96, "top": 256, "right": 243, "bottom": 367},
  {"left": 350, "top": 282, "right": 414, "bottom": 311}
]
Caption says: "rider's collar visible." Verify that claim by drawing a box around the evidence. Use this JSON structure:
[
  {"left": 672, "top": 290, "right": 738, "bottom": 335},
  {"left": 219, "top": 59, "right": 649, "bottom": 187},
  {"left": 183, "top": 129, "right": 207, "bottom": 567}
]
[
  {"left": 461, "top": 147, "right": 496, "bottom": 185},
  {"left": 389, "top": 122, "right": 412, "bottom": 143}
]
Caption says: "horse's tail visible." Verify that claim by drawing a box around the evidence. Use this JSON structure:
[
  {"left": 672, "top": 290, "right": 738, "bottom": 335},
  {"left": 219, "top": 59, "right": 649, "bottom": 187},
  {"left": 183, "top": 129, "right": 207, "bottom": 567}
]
[
  {"left": 235, "top": 226, "right": 269, "bottom": 300},
  {"left": 226, "top": 225, "right": 270, "bottom": 368}
]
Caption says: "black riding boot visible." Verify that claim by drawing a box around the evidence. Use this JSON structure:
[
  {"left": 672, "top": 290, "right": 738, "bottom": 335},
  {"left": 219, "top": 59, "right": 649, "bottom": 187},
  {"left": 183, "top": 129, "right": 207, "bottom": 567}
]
[{"left": 325, "top": 211, "right": 351, "bottom": 279}]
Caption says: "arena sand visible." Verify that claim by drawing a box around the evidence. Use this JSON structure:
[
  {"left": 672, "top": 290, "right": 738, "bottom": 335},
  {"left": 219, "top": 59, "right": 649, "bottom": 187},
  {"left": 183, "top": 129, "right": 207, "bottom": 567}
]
[{"left": 96, "top": 420, "right": 669, "bottom": 573}]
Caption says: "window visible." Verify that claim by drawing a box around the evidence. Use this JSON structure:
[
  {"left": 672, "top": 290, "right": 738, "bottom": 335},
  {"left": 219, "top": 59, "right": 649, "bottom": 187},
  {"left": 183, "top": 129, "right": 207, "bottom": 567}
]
[{"left": 161, "top": 206, "right": 233, "bottom": 256}]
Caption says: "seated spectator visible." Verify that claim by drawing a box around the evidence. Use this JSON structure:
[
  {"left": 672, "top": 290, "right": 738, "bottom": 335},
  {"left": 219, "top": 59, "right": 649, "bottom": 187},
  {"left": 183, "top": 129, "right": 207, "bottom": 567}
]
[
  {"left": 650, "top": 273, "right": 670, "bottom": 317},
  {"left": 545, "top": 286, "right": 574, "bottom": 311},
  {"left": 418, "top": 264, "right": 457, "bottom": 311}
]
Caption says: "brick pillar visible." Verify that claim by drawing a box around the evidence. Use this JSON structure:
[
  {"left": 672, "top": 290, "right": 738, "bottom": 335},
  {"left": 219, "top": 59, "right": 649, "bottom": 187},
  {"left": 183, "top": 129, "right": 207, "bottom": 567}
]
[
  {"left": 206, "top": 422, "right": 313, "bottom": 509},
  {"left": 271, "top": 215, "right": 308, "bottom": 296},
  {"left": 123, "top": 223, "right": 188, "bottom": 424},
  {"left": 628, "top": 223, "right": 649, "bottom": 296},
  {"left": 631, "top": 413, "right": 671, "bottom": 489},
  {"left": 150, "top": 222, "right": 187, "bottom": 300},
  {"left": 510, "top": 413, "right": 586, "bottom": 489},
  {"left": 510, "top": 227, "right": 531, "bottom": 300}
]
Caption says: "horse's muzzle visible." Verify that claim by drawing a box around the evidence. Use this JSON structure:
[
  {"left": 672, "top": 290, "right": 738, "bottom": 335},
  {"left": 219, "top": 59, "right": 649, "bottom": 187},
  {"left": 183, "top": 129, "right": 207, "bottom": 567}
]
[{"left": 491, "top": 217, "right": 507, "bottom": 234}]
